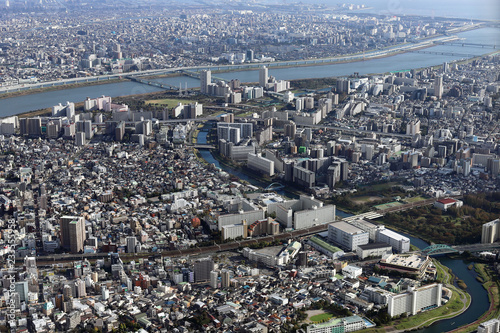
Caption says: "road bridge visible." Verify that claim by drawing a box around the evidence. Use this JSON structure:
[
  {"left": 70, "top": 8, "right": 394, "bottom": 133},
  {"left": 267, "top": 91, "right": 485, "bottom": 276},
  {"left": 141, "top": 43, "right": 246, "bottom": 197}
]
[
  {"left": 265, "top": 182, "right": 285, "bottom": 191},
  {"left": 409, "top": 50, "right": 475, "bottom": 58},
  {"left": 190, "top": 144, "right": 215, "bottom": 149},
  {"left": 438, "top": 41, "right": 497, "bottom": 49},
  {"left": 420, "top": 242, "right": 500, "bottom": 256},
  {"left": 125, "top": 76, "right": 178, "bottom": 90}
]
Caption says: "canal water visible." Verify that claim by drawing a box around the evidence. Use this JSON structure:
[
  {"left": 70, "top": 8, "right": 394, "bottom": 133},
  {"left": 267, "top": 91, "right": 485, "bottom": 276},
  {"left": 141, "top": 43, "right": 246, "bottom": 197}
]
[{"left": 1, "top": 27, "right": 498, "bottom": 116}]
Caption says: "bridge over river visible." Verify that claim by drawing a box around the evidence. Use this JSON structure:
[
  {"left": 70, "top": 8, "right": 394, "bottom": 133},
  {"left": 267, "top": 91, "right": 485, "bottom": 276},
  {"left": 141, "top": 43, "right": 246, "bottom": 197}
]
[{"left": 421, "top": 242, "right": 500, "bottom": 256}]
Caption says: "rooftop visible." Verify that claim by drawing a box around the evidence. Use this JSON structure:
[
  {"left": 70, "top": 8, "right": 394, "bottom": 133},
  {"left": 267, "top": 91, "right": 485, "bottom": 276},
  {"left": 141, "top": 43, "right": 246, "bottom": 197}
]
[{"left": 309, "top": 236, "right": 343, "bottom": 254}]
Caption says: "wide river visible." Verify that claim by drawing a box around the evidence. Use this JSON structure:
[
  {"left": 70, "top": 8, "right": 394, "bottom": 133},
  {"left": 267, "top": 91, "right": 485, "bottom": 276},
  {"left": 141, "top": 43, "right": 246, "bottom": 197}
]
[{"left": 1, "top": 27, "right": 499, "bottom": 116}]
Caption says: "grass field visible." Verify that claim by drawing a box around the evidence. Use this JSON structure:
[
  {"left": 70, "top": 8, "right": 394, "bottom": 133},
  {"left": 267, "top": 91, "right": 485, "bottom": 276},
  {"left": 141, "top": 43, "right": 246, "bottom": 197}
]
[
  {"left": 351, "top": 196, "right": 382, "bottom": 205},
  {"left": 405, "top": 196, "right": 427, "bottom": 203},
  {"left": 374, "top": 201, "right": 404, "bottom": 210},
  {"left": 146, "top": 98, "right": 197, "bottom": 108},
  {"left": 309, "top": 313, "right": 333, "bottom": 323}
]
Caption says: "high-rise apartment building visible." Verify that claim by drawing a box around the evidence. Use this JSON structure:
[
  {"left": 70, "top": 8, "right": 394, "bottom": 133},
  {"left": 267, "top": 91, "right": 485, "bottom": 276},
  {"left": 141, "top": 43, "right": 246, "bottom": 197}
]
[
  {"left": 126, "top": 236, "right": 137, "bottom": 253},
  {"left": 221, "top": 270, "right": 230, "bottom": 288},
  {"left": 434, "top": 76, "right": 443, "bottom": 99},
  {"left": 259, "top": 66, "right": 268, "bottom": 87},
  {"left": 200, "top": 70, "right": 211, "bottom": 94},
  {"left": 194, "top": 257, "right": 215, "bottom": 282},
  {"left": 60, "top": 216, "right": 86, "bottom": 253},
  {"left": 482, "top": 219, "right": 500, "bottom": 244},
  {"left": 387, "top": 283, "right": 442, "bottom": 317}
]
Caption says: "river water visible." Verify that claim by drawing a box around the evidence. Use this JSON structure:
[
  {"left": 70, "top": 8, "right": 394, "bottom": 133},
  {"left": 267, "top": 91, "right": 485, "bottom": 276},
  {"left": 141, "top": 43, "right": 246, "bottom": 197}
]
[{"left": 1, "top": 27, "right": 498, "bottom": 116}]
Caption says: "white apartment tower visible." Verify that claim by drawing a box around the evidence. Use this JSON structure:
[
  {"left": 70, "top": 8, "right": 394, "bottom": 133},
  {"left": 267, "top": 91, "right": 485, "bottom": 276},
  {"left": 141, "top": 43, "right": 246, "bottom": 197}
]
[
  {"left": 387, "top": 283, "right": 442, "bottom": 317},
  {"left": 482, "top": 219, "right": 500, "bottom": 244},
  {"left": 434, "top": 76, "right": 443, "bottom": 99},
  {"left": 259, "top": 66, "right": 268, "bottom": 87},
  {"left": 200, "top": 70, "right": 211, "bottom": 94}
]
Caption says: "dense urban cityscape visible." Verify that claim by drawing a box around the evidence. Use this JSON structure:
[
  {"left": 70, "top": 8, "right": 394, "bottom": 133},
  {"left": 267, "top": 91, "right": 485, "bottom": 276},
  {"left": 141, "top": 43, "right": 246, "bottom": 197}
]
[{"left": 0, "top": 1, "right": 500, "bottom": 333}]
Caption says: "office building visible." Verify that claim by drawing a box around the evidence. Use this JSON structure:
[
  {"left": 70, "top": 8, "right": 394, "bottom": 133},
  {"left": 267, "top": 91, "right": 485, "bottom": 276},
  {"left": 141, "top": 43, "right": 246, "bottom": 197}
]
[
  {"left": 434, "top": 76, "right": 443, "bottom": 99},
  {"left": 246, "top": 49, "right": 254, "bottom": 62},
  {"left": 60, "top": 216, "right": 86, "bottom": 254},
  {"left": 342, "top": 265, "right": 362, "bottom": 279},
  {"left": 347, "top": 218, "right": 380, "bottom": 241},
  {"left": 482, "top": 219, "right": 500, "bottom": 244},
  {"left": 387, "top": 283, "right": 442, "bottom": 317},
  {"left": 194, "top": 258, "right": 215, "bottom": 282},
  {"left": 126, "top": 236, "right": 137, "bottom": 253},
  {"left": 376, "top": 229, "right": 410, "bottom": 253},
  {"left": 200, "top": 70, "right": 211, "bottom": 94},
  {"left": 328, "top": 222, "right": 369, "bottom": 251},
  {"left": 259, "top": 66, "right": 268, "bottom": 87},
  {"left": 356, "top": 243, "right": 393, "bottom": 259},
  {"left": 14, "top": 281, "right": 29, "bottom": 302}
]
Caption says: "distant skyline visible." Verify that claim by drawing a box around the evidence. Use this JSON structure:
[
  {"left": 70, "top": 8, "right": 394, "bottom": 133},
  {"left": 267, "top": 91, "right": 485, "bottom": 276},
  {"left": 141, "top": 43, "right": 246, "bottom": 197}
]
[
  {"left": 265, "top": 0, "right": 500, "bottom": 21},
  {"left": 4, "top": 0, "right": 500, "bottom": 22}
]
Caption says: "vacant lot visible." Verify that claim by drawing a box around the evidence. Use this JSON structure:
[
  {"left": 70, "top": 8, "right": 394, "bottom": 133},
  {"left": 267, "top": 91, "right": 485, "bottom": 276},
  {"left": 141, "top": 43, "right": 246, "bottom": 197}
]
[{"left": 305, "top": 310, "right": 332, "bottom": 323}]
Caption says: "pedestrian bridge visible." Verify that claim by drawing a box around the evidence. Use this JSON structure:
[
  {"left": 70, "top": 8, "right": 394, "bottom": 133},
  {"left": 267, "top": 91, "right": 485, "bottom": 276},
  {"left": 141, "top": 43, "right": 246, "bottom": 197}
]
[{"left": 265, "top": 182, "right": 285, "bottom": 191}]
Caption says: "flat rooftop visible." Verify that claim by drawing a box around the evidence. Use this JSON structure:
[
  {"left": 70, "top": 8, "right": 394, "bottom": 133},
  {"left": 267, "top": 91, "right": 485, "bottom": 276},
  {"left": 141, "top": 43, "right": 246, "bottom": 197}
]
[
  {"left": 329, "top": 221, "right": 365, "bottom": 235},
  {"left": 309, "top": 236, "right": 343, "bottom": 254},
  {"left": 358, "top": 242, "right": 392, "bottom": 250},
  {"left": 383, "top": 254, "right": 428, "bottom": 269}
]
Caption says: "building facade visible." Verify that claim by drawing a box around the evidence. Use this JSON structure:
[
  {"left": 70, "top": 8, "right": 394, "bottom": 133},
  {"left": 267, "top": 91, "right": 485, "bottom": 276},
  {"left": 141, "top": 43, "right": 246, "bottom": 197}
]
[
  {"left": 328, "top": 222, "right": 369, "bottom": 251},
  {"left": 482, "top": 219, "right": 500, "bottom": 244},
  {"left": 387, "top": 283, "right": 442, "bottom": 317}
]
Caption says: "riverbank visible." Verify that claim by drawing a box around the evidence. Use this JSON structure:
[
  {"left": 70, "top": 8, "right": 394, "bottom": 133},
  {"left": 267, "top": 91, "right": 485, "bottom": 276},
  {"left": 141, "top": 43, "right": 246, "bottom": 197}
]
[
  {"left": 449, "top": 263, "right": 500, "bottom": 333},
  {"left": 0, "top": 28, "right": 485, "bottom": 102},
  {"left": 0, "top": 78, "right": 126, "bottom": 100}
]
